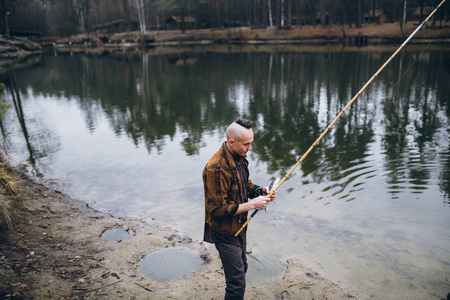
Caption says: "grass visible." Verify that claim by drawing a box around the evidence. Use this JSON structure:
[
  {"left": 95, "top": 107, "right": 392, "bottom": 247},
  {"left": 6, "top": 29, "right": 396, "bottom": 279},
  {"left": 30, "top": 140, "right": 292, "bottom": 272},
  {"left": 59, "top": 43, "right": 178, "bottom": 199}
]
[
  {"left": 0, "top": 81, "right": 17, "bottom": 234},
  {"left": 0, "top": 154, "right": 21, "bottom": 234}
]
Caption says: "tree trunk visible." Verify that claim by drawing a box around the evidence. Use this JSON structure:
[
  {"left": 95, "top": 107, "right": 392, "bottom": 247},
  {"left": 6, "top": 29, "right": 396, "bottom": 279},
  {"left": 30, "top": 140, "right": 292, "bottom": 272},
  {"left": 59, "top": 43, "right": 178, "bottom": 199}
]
[
  {"left": 216, "top": 0, "right": 221, "bottom": 27},
  {"left": 267, "top": 0, "right": 273, "bottom": 28},
  {"left": 179, "top": 0, "right": 186, "bottom": 33},
  {"left": 400, "top": 0, "right": 406, "bottom": 36},
  {"left": 356, "top": 0, "right": 362, "bottom": 27},
  {"left": 320, "top": 0, "right": 326, "bottom": 28},
  {"left": 298, "top": 0, "right": 305, "bottom": 28},
  {"left": 280, "top": 0, "right": 284, "bottom": 26},
  {"left": 432, "top": 0, "right": 437, "bottom": 28},
  {"left": 136, "top": 0, "right": 146, "bottom": 35},
  {"left": 252, "top": 0, "right": 256, "bottom": 25},
  {"left": 371, "top": 0, "right": 374, "bottom": 22},
  {"left": 419, "top": 0, "right": 424, "bottom": 20},
  {"left": 344, "top": 0, "right": 352, "bottom": 28},
  {"left": 122, "top": 0, "right": 131, "bottom": 35},
  {"left": 402, "top": 0, "right": 407, "bottom": 29},
  {"left": 76, "top": 0, "right": 85, "bottom": 32},
  {"left": 287, "top": 0, "right": 291, "bottom": 26},
  {"left": 1, "top": 0, "right": 9, "bottom": 38}
]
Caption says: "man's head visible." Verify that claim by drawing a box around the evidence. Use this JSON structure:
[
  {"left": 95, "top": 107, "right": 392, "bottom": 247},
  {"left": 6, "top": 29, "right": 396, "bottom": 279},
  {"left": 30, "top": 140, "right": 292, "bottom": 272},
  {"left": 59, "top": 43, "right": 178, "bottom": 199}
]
[{"left": 226, "top": 118, "right": 254, "bottom": 157}]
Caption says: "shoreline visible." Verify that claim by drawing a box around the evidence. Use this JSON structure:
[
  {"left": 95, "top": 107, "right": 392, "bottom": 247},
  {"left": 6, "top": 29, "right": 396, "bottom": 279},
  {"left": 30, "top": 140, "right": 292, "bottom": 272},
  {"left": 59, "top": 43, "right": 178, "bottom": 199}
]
[
  {"left": 1, "top": 22, "right": 450, "bottom": 66},
  {"left": 0, "top": 167, "right": 356, "bottom": 299}
]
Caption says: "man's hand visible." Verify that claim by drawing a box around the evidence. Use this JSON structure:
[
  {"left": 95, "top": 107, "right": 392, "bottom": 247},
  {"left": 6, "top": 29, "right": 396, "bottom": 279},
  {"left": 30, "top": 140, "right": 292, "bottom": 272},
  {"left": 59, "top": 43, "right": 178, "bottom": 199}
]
[
  {"left": 252, "top": 196, "right": 271, "bottom": 210},
  {"left": 262, "top": 186, "right": 277, "bottom": 201},
  {"left": 235, "top": 190, "right": 277, "bottom": 215}
]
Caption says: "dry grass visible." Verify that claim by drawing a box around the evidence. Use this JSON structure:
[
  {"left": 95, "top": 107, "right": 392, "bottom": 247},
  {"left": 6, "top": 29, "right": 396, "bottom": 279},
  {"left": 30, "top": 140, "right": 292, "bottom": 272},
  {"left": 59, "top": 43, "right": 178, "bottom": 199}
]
[
  {"left": 0, "top": 155, "right": 21, "bottom": 233},
  {"left": 60, "top": 21, "right": 450, "bottom": 45},
  {"left": 148, "top": 22, "right": 450, "bottom": 40}
]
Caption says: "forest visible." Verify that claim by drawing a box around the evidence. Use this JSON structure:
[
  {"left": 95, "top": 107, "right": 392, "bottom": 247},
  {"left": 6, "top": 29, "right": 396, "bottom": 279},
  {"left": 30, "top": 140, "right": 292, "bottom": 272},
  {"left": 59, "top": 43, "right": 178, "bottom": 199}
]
[{"left": 0, "top": 0, "right": 449, "bottom": 38}]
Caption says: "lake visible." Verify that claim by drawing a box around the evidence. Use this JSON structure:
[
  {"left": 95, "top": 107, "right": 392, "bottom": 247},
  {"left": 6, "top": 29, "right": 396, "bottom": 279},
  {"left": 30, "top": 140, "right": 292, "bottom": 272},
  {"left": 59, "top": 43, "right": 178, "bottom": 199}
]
[{"left": 1, "top": 44, "right": 449, "bottom": 299}]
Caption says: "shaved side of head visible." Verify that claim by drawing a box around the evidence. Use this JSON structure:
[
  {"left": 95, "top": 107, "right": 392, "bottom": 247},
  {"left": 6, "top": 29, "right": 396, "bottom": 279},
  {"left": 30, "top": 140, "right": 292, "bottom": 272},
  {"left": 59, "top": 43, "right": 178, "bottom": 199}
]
[{"left": 226, "top": 118, "right": 253, "bottom": 141}]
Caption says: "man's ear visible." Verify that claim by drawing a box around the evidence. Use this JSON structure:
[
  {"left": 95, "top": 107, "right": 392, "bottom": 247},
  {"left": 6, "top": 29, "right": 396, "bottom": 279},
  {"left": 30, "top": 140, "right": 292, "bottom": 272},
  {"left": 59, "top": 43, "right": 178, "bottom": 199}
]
[{"left": 228, "top": 138, "right": 235, "bottom": 148}]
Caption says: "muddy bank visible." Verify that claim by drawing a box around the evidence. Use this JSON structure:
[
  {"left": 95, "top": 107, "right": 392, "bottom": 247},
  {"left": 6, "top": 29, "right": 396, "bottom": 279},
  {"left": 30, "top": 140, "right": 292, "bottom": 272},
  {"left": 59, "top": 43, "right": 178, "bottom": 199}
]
[
  {"left": 0, "top": 36, "right": 42, "bottom": 66},
  {"left": 0, "top": 168, "right": 356, "bottom": 299},
  {"left": 46, "top": 23, "right": 450, "bottom": 49}
]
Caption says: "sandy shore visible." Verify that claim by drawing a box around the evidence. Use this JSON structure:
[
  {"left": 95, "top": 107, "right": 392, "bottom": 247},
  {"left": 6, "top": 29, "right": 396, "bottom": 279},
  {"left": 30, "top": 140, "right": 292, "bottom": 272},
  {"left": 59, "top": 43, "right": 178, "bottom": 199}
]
[{"left": 0, "top": 171, "right": 355, "bottom": 299}]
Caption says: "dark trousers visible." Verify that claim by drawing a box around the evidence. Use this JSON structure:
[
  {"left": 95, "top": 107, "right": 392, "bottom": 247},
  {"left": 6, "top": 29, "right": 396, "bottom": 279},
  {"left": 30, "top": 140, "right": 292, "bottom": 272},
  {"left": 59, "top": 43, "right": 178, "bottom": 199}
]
[{"left": 215, "top": 242, "right": 248, "bottom": 300}]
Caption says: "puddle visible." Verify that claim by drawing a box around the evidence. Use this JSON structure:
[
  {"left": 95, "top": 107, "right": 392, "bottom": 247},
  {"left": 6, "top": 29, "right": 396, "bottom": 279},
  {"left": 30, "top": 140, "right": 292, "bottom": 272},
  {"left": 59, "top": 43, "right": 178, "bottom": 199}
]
[
  {"left": 101, "top": 227, "right": 134, "bottom": 242},
  {"left": 139, "top": 247, "right": 203, "bottom": 281}
]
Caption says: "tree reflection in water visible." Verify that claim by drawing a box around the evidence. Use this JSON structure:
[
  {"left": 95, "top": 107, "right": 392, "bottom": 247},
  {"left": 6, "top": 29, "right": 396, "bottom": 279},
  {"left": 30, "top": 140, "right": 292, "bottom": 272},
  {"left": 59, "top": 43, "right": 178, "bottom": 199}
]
[
  {"left": 1, "top": 47, "right": 449, "bottom": 203},
  {"left": 1, "top": 46, "right": 449, "bottom": 299}
]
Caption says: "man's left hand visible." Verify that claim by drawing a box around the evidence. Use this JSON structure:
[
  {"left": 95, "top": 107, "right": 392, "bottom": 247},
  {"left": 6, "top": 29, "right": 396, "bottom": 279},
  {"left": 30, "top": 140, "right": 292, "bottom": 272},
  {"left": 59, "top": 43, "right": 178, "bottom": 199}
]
[{"left": 262, "top": 187, "right": 277, "bottom": 201}]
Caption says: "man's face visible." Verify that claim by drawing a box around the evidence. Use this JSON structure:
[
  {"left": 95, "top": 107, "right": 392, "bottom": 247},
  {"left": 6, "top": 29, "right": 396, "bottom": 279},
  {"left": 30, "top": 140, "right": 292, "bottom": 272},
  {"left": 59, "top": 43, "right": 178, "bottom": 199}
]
[{"left": 229, "top": 128, "right": 254, "bottom": 157}]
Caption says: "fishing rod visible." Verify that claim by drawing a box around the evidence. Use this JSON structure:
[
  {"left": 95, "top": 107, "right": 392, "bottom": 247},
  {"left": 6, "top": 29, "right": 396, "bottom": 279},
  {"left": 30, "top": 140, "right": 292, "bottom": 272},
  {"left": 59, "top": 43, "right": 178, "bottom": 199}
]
[{"left": 235, "top": 0, "right": 447, "bottom": 237}]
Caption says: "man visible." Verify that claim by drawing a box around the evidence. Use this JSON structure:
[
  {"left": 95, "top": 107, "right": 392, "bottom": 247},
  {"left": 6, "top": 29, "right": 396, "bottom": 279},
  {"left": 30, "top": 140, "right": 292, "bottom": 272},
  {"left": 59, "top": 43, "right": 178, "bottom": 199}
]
[{"left": 203, "top": 118, "right": 276, "bottom": 299}]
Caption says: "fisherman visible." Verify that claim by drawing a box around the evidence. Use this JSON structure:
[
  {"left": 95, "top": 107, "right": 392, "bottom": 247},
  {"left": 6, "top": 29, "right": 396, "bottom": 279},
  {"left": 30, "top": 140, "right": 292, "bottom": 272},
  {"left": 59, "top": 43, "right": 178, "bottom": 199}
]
[{"left": 203, "top": 118, "right": 276, "bottom": 299}]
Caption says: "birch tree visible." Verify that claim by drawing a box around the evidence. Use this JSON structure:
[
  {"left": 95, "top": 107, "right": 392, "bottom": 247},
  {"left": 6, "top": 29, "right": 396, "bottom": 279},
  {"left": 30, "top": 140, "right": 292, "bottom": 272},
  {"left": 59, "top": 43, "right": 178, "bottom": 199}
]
[
  {"left": 267, "top": 0, "right": 273, "bottom": 27},
  {"left": 131, "top": 0, "right": 147, "bottom": 35},
  {"left": 72, "top": 0, "right": 91, "bottom": 33},
  {"left": 401, "top": 0, "right": 407, "bottom": 35}
]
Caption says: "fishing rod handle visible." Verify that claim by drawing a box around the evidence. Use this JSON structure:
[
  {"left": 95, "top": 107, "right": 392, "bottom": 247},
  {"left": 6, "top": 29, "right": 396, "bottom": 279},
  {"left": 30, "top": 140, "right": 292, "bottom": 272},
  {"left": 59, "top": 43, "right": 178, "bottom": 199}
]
[
  {"left": 235, "top": 216, "right": 253, "bottom": 236},
  {"left": 234, "top": 186, "right": 280, "bottom": 237}
]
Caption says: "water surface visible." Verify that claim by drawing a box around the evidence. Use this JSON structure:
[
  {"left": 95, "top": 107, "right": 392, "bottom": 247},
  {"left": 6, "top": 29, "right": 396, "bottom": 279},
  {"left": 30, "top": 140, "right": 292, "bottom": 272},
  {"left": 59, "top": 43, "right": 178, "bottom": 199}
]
[{"left": 1, "top": 45, "right": 449, "bottom": 299}]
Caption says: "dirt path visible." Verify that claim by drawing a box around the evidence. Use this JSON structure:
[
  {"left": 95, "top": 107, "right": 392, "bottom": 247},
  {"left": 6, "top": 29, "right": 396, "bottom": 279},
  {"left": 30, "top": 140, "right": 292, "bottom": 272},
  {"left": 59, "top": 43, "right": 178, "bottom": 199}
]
[{"left": 0, "top": 172, "right": 355, "bottom": 299}]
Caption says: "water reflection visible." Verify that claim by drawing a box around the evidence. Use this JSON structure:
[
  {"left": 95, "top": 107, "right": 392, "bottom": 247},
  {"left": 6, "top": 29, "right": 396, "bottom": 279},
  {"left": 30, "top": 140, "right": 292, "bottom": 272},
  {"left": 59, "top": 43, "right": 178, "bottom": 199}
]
[
  {"left": 1, "top": 46, "right": 449, "bottom": 299},
  {"left": 1, "top": 47, "right": 449, "bottom": 200}
]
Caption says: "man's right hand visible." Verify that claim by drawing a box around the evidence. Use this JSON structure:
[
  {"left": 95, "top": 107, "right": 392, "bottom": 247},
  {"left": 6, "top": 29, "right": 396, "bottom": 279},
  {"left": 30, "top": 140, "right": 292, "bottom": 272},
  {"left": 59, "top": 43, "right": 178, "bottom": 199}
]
[
  {"left": 234, "top": 195, "right": 271, "bottom": 215},
  {"left": 252, "top": 196, "right": 271, "bottom": 210}
]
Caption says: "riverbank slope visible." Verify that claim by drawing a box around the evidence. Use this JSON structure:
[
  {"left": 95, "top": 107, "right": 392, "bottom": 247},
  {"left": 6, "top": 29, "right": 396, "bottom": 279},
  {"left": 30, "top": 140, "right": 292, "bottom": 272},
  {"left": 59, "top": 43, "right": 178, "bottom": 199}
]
[{"left": 51, "top": 22, "right": 450, "bottom": 49}]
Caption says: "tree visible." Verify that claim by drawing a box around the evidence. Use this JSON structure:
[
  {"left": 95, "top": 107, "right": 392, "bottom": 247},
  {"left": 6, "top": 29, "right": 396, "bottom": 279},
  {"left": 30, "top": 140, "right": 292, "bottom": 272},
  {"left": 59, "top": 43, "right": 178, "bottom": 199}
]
[
  {"left": 122, "top": 0, "right": 131, "bottom": 35},
  {"left": 1, "top": 0, "right": 9, "bottom": 37},
  {"left": 177, "top": 0, "right": 190, "bottom": 33},
  {"left": 49, "top": 0, "right": 79, "bottom": 36},
  {"left": 401, "top": 0, "right": 407, "bottom": 36},
  {"left": 72, "top": 0, "right": 91, "bottom": 33},
  {"left": 267, "top": 0, "right": 273, "bottom": 27},
  {"left": 2, "top": 0, "right": 447, "bottom": 37},
  {"left": 132, "top": 0, "right": 147, "bottom": 35},
  {"left": 320, "top": 0, "right": 326, "bottom": 28},
  {"left": 356, "top": 0, "right": 363, "bottom": 27}
]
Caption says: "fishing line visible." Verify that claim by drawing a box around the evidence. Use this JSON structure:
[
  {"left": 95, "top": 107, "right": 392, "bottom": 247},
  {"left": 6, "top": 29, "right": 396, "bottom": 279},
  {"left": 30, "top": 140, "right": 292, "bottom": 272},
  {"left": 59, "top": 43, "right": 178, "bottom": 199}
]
[
  {"left": 235, "top": 0, "right": 447, "bottom": 237},
  {"left": 392, "top": 25, "right": 448, "bottom": 89},
  {"left": 246, "top": 251, "right": 267, "bottom": 270}
]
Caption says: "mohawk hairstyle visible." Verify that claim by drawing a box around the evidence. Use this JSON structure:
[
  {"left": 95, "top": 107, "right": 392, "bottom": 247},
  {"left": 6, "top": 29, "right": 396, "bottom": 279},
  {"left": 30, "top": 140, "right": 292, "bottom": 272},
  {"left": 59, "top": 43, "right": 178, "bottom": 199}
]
[{"left": 235, "top": 118, "right": 253, "bottom": 129}]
